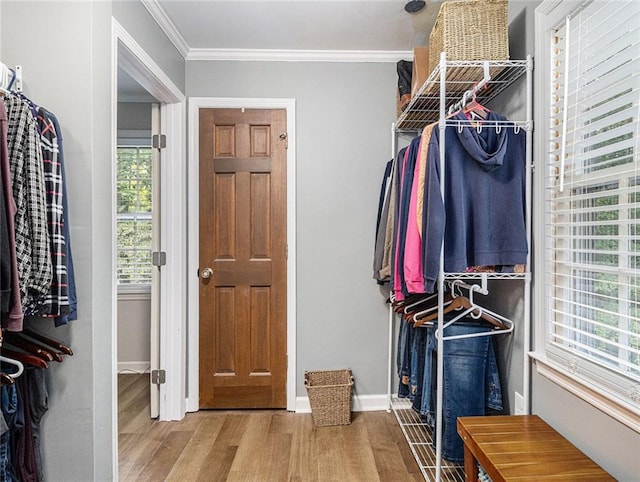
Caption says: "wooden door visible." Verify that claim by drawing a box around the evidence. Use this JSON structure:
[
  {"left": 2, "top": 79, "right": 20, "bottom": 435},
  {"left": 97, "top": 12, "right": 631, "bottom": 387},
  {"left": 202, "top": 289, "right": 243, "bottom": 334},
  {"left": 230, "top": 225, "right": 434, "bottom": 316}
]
[{"left": 199, "top": 108, "right": 287, "bottom": 409}]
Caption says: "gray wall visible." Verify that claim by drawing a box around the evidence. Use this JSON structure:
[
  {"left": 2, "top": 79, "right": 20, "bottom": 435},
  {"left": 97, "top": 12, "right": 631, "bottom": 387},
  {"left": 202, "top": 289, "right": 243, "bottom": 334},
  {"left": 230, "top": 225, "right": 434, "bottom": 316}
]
[
  {"left": 117, "top": 295, "right": 152, "bottom": 370},
  {"left": 532, "top": 372, "right": 639, "bottom": 480},
  {"left": 187, "top": 60, "right": 396, "bottom": 395},
  {"left": 1, "top": 2, "right": 111, "bottom": 480},
  {"left": 0, "top": 1, "right": 184, "bottom": 480},
  {"left": 112, "top": 0, "right": 185, "bottom": 92},
  {"left": 117, "top": 101, "right": 153, "bottom": 133}
]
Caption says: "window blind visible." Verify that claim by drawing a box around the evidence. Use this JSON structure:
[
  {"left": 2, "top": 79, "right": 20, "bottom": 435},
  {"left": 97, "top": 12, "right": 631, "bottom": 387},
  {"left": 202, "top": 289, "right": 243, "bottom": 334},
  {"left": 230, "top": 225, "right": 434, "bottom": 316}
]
[{"left": 545, "top": 0, "right": 640, "bottom": 412}]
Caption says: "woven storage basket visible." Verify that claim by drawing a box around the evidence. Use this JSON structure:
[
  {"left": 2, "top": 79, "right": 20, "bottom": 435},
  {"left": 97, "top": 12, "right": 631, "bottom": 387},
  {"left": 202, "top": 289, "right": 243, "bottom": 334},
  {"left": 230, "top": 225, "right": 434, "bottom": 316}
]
[
  {"left": 304, "top": 369, "right": 354, "bottom": 427},
  {"left": 428, "top": 0, "right": 509, "bottom": 68}
]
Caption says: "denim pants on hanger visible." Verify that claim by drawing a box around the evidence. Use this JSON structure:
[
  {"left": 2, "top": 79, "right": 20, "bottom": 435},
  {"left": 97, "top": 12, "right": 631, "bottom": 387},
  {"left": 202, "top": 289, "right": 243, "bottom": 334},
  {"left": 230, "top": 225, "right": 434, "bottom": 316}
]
[
  {"left": 421, "top": 321, "right": 503, "bottom": 463},
  {"left": 410, "top": 327, "right": 427, "bottom": 410},
  {"left": 0, "top": 384, "right": 20, "bottom": 482},
  {"left": 397, "top": 318, "right": 413, "bottom": 398}
]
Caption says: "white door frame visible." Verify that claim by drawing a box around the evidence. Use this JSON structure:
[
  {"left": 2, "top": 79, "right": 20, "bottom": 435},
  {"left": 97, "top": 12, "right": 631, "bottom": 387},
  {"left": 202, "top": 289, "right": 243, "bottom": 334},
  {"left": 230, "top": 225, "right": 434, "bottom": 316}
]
[
  {"left": 187, "top": 98, "right": 297, "bottom": 412},
  {"left": 111, "top": 16, "right": 187, "bottom": 462}
]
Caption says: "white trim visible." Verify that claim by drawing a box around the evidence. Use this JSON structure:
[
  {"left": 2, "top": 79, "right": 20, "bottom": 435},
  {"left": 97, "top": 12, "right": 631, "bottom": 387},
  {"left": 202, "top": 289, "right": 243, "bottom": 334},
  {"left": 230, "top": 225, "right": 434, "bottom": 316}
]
[
  {"left": 295, "top": 395, "right": 390, "bottom": 414},
  {"left": 115, "top": 21, "right": 185, "bottom": 103},
  {"left": 139, "top": 0, "right": 189, "bottom": 58},
  {"left": 159, "top": 100, "right": 188, "bottom": 421},
  {"left": 110, "top": 23, "right": 120, "bottom": 481},
  {"left": 531, "top": 354, "right": 640, "bottom": 434},
  {"left": 187, "top": 48, "right": 413, "bottom": 63},
  {"left": 117, "top": 362, "right": 151, "bottom": 374},
  {"left": 113, "top": 15, "right": 188, "bottom": 433},
  {"left": 187, "top": 97, "right": 297, "bottom": 413}
]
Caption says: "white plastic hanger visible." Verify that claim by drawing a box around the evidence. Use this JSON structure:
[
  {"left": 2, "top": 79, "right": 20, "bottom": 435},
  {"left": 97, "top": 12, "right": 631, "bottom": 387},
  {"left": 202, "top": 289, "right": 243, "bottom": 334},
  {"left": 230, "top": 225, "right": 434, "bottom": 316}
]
[{"left": 0, "top": 355, "right": 25, "bottom": 379}]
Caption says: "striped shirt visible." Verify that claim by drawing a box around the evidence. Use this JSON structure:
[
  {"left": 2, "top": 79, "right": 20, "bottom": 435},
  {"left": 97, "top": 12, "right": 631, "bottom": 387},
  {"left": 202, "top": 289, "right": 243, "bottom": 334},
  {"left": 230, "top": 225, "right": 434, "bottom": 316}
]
[{"left": 3, "top": 96, "right": 52, "bottom": 308}]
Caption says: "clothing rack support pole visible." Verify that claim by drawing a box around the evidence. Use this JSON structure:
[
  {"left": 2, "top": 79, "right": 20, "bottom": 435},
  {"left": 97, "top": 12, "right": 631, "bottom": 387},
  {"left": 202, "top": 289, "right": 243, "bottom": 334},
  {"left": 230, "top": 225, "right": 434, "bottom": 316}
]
[
  {"left": 523, "top": 54, "right": 534, "bottom": 415},
  {"left": 391, "top": 122, "right": 397, "bottom": 160},
  {"left": 388, "top": 122, "right": 397, "bottom": 412},
  {"left": 435, "top": 50, "right": 448, "bottom": 482},
  {"left": 388, "top": 303, "right": 394, "bottom": 411}
]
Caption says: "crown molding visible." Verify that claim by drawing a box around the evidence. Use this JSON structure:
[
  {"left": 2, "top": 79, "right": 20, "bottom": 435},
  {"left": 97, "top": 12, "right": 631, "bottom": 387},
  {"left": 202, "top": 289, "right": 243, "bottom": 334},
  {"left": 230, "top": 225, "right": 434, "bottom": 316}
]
[
  {"left": 140, "top": 0, "right": 190, "bottom": 58},
  {"left": 186, "top": 48, "right": 413, "bottom": 63}
]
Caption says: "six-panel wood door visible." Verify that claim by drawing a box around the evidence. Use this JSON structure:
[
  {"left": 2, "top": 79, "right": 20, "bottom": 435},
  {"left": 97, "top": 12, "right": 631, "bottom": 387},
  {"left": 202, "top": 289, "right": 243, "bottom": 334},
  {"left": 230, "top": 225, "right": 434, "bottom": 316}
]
[{"left": 198, "top": 108, "right": 287, "bottom": 409}]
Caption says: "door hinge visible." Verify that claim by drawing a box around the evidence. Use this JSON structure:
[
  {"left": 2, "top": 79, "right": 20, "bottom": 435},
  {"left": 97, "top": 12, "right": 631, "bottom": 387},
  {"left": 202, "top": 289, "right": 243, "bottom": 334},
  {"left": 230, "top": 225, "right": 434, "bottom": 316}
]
[
  {"left": 152, "top": 251, "right": 166, "bottom": 267},
  {"left": 279, "top": 132, "right": 288, "bottom": 149},
  {"left": 151, "top": 369, "right": 166, "bottom": 385},
  {"left": 286, "top": 244, "right": 288, "bottom": 259},
  {"left": 152, "top": 134, "right": 167, "bottom": 149}
]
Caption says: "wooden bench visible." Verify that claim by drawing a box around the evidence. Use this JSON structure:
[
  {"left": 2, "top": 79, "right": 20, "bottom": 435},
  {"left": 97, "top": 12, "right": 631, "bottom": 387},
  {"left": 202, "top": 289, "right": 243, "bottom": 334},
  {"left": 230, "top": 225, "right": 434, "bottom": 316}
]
[{"left": 457, "top": 415, "right": 615, "bottom": 481}]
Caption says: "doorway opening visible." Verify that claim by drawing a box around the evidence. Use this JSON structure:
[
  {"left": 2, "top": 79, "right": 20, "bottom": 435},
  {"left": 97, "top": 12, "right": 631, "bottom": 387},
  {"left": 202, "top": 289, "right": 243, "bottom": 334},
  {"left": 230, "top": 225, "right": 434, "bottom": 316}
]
[{"left": 111, "top": 16, "right": 187, "bottom": 476}]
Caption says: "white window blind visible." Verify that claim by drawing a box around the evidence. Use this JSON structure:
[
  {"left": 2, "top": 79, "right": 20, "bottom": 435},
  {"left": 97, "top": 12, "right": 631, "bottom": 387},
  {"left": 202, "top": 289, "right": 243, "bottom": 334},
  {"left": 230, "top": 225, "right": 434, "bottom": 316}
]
[
  {"left": 116, "top": 146, "right": 153, "bottom": 286},
  {"left": 545, "top": 0, "right": 640, "bottom": 414}
]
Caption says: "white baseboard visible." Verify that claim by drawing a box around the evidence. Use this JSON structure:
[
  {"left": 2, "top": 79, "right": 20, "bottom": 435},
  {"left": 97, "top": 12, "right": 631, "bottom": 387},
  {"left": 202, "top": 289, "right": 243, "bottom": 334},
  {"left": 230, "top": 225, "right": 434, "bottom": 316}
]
[
  {"left": 295, "top": 394, "right": 390, "bottom": 413},
  {"left": 117, "top": 362, "right": 151, "bottom": 374}
]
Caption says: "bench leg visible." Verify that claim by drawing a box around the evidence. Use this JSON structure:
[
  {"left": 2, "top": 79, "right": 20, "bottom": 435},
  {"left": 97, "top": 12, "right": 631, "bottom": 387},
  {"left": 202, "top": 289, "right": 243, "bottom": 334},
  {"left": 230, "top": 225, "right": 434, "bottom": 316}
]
[{"left": 464, "top": 444, "right": 478, "bottom": 482}]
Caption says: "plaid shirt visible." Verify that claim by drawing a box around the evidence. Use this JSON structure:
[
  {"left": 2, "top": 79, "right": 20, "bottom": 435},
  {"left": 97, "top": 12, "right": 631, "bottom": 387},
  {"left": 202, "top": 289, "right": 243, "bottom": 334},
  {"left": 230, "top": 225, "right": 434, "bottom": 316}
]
[
  {"left": 24, "top": 107, "right": 69, "bottom": 316},
  {"left": 3, "top": 96, "right": 52, "bottom": 306}
]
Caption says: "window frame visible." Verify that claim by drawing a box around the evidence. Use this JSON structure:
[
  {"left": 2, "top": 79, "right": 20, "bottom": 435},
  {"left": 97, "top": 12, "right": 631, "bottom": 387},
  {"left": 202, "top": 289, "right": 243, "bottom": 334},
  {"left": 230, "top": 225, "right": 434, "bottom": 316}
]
[{"left": 532, "top": 0, "right": 640, "bottom": 433}]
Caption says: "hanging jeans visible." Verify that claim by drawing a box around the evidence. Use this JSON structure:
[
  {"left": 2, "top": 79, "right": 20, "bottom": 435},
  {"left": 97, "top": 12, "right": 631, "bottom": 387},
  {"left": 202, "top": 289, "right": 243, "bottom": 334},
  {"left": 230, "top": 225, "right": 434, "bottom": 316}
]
[
  {"left": 0, "top": 384, "right": 20, "bottom": 482},
  {"left": 420, "top": 321, "right": 503, "bottom": 463},
  {"left": 397, "top": 318, "right": 412, "bottom": 398}
]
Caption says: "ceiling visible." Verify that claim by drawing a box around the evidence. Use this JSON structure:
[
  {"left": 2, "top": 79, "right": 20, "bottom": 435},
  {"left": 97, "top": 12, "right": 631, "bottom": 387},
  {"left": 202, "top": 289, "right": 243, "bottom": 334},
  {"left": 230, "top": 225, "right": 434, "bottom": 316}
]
[
  {"left": 154, "top": 0, "right": 442, "bottom": 53},
  {"left": 119, "top": 0, "right": 443, "bottom": 101}
]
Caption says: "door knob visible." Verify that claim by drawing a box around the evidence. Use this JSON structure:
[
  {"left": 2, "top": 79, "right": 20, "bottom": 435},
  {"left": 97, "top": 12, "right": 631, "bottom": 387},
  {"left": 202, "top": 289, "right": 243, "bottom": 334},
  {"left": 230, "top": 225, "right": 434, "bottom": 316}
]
[{"left": 201, "top": 268, "right": 213, "bottom": 279}]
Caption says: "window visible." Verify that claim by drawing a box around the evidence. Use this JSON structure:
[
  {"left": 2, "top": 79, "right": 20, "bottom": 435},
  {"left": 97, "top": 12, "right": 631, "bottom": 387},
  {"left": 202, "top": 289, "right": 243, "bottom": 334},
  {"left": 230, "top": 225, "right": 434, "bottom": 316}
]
[
  {"left": 540, "top": 0, "right": 639, "bottom": 425},
  {"left": 117, "top": 146, "right": 153, "bottom": 287}
]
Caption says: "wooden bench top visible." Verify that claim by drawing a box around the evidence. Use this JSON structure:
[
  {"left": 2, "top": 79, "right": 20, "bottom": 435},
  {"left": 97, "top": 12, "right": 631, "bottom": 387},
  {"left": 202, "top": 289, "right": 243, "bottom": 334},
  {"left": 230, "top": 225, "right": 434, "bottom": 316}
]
[{"left": 457, "top": 415, "right": 615, "bottom": 481}]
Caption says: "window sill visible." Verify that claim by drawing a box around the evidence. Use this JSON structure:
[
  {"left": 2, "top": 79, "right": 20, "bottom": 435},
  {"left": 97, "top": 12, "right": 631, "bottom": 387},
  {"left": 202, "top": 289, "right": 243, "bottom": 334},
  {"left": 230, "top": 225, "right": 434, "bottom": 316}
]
[{"left": 529, "top": 352, "right": 640, "bottom": 434}]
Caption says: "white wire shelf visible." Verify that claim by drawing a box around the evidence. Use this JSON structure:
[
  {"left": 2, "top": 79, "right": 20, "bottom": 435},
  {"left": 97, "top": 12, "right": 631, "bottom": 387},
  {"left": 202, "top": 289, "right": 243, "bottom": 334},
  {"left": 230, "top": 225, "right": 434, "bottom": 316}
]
[
  {"left": 391, "top": 396, "right": 465, "bottom": 482},
  {"left": 396, "top": 60, "right": 529, "bottom": 131},
  {"left": 443, "top": 271, "right": 531, "bottom": 281}
]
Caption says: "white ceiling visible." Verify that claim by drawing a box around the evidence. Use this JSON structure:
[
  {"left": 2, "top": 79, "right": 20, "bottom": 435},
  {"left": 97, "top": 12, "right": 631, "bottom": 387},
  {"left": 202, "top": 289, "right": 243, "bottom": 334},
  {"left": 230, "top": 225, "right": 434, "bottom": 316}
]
[
  {"left": 154, "top": 0, "right": 442, "bottom": 53},
  {"left": 119, "top": 0, "right": 443, "bottom": 101}
]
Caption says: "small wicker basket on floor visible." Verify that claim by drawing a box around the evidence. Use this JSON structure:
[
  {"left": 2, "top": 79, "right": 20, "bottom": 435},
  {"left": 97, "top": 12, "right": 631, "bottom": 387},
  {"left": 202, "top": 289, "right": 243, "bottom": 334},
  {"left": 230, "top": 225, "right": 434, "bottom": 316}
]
[{"left": 304, "top": 369, "right": 354, "bottom": 427}]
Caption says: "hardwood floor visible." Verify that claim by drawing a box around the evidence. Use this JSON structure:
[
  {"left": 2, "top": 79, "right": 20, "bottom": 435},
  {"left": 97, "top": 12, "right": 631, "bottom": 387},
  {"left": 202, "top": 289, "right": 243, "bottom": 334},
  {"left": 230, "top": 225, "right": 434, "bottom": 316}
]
[{"left": 118, "top": 374, "right": 422, "bottom": 481}]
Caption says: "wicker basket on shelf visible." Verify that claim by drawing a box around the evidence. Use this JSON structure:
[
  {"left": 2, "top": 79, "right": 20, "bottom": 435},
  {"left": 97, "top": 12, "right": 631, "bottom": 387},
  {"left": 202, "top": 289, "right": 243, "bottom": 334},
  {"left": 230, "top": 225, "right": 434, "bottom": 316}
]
[
  {"left": 304, "top": 369, "right": 354, "bottom": 427},
  {"left": 428, "top": 0, "right": 509, "bottom": 68}
]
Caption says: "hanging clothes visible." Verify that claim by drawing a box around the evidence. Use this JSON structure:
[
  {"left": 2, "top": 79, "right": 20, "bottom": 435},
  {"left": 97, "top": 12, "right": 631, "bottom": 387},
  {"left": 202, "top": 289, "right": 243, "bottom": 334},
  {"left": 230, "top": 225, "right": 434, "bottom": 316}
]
[
  {"left": 1, "top": 101, "right": 23, "bottom": 328},
  {"left": 2, "top": 96, "right": 52, "bottom": 330},
  {"left": 422, "top": 111, "right": 528, "bottom": 292},
  {"left": 380, "top": 147, "right": 405, "bottom": 282},
  {"left": 392, "top": 137, "right": 421, "bottom": 300},
  {"left": 1, "top": 90, "right": 77, "bottom": 326},
  {"left": 372, "top": 158, "right": 394, "bottom": 284},
  {"left": 0, "top": 103, "right": 12, "bottom": 314},
  {"left": 47, "top": 111, "right": 77, "bottom": 325},
  {"left": 23, "top": 108, "right": 68, "bottom": 318}
]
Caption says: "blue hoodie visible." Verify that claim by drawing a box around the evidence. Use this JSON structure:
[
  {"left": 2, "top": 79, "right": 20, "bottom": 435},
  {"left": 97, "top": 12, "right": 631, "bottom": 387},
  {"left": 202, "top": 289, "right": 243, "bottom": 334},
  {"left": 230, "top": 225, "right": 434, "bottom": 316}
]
[{"left": 422, "top": 111, "right": 528, "bottom": 292}]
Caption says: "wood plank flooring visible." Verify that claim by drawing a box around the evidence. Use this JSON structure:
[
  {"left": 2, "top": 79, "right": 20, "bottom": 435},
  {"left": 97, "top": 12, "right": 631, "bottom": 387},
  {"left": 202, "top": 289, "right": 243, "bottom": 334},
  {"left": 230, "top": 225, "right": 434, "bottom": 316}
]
[{"left": 118, "top": 374, "right": 422, "bottom": 481}]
